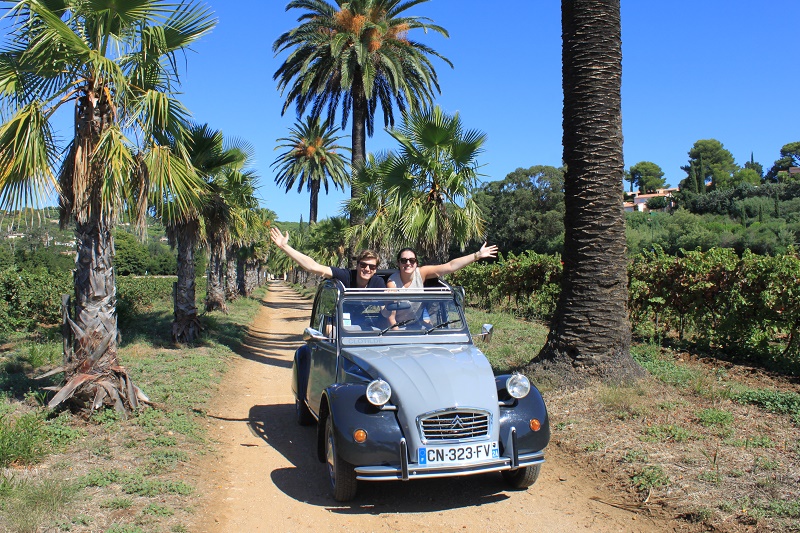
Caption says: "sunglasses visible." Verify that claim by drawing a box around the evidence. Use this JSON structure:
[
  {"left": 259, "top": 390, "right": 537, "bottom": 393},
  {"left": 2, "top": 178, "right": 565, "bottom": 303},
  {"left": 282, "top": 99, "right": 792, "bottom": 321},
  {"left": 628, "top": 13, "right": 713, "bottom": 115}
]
[
  {"left": 399, "top": 257, "right": 417, "bottom": 265},
  {"left": 358, "top": 261, "right": 378, "bottom": 271}
]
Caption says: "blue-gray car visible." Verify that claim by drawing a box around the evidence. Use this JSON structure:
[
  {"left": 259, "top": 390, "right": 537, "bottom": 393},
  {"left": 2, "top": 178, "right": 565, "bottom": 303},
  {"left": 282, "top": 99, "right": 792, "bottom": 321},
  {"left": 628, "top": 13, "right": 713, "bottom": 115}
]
[{"left": 292, "top": 277, "right": 550, "bottom": 501}]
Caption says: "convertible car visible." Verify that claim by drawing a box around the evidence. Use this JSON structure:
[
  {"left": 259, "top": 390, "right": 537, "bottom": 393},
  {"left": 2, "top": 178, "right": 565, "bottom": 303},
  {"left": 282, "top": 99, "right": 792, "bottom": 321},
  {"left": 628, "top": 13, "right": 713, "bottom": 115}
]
[{"left": 291, "top": 276, "right": 550, "bottom": 501}]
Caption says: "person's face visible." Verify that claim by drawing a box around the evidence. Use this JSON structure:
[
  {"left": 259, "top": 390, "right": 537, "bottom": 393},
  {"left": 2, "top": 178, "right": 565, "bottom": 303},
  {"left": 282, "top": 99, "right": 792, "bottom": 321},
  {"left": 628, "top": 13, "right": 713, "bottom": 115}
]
[
  {"left": 356, "top": 258, "right": 378, "bottom": 283},
  {"left": 398, "top": 252, "right": 417, "bottom": 274}
]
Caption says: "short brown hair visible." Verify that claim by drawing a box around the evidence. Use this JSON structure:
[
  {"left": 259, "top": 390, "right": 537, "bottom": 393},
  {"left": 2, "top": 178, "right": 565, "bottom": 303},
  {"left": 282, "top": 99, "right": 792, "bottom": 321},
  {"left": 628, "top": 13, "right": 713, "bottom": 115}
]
[{"left": 356, "top": 249, "right": 380, "bottom": 265}]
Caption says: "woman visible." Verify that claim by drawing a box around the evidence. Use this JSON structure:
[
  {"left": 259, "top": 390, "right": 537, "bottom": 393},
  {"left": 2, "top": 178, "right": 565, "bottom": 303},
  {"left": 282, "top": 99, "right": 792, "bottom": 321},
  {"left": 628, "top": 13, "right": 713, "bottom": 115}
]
[{"left": 385, "top": 243, "right": 498, "bottom": 328}]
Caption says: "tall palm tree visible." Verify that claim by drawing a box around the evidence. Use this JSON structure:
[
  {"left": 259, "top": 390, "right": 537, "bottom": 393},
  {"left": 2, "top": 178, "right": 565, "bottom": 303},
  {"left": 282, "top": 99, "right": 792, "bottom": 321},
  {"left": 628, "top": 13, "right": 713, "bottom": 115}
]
[
  {"left": 272, "top": 116, "right": 350, "bottom": 224},
  {"left": 273, "top": 0, "right": 451, "bottom": 229},
  {"left": 382, "top": 105, "right": 486, "bottom": 264},
  {"left": 0, "top": 0, "right": 214, "bottom": 411},
  {"left": 537, "top": 0, "right": 641, "bottom": 381},
  {"left": 165, "top": 124, "right": 242, "bottom": 343}
]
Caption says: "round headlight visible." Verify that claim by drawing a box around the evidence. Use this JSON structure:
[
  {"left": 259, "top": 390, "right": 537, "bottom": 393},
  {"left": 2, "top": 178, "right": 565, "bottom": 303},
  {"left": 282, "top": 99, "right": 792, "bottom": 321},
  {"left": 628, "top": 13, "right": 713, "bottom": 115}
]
[
  {"left": 506, "top": 373, "right": 531, "bottom": 399},
  {"left": 366, "top": 379, "right": 392, "bottom": 406}
]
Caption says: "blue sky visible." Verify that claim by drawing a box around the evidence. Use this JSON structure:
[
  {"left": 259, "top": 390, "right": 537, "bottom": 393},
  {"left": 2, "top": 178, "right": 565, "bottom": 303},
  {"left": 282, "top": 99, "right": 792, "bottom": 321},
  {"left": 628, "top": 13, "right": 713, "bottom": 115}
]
[{"left": 15, "top": 1, "right": 798, "bottom": 223}]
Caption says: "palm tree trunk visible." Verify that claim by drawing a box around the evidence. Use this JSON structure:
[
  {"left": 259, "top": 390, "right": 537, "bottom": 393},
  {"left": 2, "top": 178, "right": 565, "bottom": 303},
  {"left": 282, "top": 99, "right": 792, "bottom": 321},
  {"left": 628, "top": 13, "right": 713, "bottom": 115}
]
[
  {"left": 535, "top": 0, "right": 642, "bottom": 383},
  {"left": 309, "top": 178, "right": 320, "bottom": 224},
  {"left": 205, "top": 240, "right": 227, "bottom": 313},
  {"left": 48, "top": 216, "right": 148, "bottom": 412},
  {"left": 173, "top": 220, "right": 201, "bottom": 343},
  {"left": 225, "top": 245, "right": 239, "bottom": 301},
  {"left": 347, "top": 75, "right": 368, "bottom": 266},
  {"left": 243, "top": 259, "right": 257, "bottom": 296}
]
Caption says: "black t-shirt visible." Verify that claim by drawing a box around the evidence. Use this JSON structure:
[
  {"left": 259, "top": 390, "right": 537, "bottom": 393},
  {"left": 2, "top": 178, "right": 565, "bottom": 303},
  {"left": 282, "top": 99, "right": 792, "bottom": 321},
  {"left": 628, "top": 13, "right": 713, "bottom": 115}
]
[{"left": 330, "top": 266, "right": 386, "bottom": 288}]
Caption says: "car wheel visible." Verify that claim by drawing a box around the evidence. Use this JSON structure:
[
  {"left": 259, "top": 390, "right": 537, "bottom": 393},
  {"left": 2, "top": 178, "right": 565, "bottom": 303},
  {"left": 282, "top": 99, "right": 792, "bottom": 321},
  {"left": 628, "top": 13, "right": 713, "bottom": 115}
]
[
  {"left": 501, "top": 465, "right": 541, "bottom": 489},
  {"left": 325, "top": 415, "right": 358, "bottom": 502},
  {"left": 295, "top": 398, "right": 314, "bottom": 426}
]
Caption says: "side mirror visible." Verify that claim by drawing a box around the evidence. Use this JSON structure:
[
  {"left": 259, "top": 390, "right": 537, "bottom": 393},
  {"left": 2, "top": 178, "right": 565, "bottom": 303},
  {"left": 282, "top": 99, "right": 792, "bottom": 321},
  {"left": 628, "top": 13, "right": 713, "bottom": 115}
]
[
  {"left": 478, "top": 324, "right": 493, "bottom": 343},
  {"left": 303, "top": 327, "right": 327, "bottom": 342}
]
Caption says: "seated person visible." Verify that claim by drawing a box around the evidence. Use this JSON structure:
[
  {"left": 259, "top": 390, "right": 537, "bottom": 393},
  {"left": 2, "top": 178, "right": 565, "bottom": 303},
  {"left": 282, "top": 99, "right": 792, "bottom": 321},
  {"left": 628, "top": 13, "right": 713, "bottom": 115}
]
[{"left": 270, "top": 227, "right": 385, "bottom": 288}]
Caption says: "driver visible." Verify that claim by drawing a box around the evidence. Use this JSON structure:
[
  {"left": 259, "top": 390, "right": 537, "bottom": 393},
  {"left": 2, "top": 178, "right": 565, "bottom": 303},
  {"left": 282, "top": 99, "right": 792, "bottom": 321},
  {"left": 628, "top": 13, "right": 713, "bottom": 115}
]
[{"left": 270, "top": 227, "right": 386, "bottom": 289}]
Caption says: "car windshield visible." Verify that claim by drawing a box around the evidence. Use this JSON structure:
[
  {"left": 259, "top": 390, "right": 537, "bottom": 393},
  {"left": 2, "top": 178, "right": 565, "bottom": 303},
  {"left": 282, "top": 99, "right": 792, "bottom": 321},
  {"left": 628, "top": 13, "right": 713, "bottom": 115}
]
[{"left": 340, "top": 296, "right": 466, "bottom": 336}]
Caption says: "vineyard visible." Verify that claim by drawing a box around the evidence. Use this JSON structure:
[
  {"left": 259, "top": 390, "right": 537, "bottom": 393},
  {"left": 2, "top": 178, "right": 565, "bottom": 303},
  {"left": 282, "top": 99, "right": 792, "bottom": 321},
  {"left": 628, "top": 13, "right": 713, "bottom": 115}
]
[{"left": 449, "top": 247, "right": 800, "bottom": 372}]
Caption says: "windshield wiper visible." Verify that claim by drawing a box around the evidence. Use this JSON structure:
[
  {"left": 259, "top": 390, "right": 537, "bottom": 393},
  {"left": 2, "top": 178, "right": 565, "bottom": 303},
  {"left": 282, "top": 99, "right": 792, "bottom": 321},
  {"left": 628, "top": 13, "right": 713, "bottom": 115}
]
[
  {"left": 379, "top": 319, "right": 416, "bottom": 335},
  {"left": 424, "top": 319, "right": 463, "bottom": 334}
]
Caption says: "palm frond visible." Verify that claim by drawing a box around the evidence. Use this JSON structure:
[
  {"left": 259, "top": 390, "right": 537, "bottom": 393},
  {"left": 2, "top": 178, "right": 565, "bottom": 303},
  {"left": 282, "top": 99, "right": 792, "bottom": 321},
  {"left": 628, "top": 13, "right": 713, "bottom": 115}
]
[{"left": 0, "top": 102, "right": 57, "bottom": 210}]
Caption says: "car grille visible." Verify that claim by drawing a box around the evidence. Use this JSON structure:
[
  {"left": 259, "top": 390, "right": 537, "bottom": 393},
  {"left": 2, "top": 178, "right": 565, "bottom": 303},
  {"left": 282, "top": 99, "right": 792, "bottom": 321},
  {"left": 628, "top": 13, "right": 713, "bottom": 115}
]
[{"left": 419, "top": 409, "right": 490, "bottom": 442}]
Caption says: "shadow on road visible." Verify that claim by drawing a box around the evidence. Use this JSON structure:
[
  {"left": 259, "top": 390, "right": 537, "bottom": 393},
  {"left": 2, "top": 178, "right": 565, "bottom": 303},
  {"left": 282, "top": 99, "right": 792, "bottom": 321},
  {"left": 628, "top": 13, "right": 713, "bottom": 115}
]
[{"left": 248, "top": 403, "right": 513, "bottom": 512}]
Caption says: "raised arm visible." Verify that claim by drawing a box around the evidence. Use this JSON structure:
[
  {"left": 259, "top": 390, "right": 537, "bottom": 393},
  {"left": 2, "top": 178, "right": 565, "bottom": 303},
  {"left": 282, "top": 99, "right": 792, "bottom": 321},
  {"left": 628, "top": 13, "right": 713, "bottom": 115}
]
[
  {"left": 270, "top": 227, "right": 333, "bottom": 279},
  {"left": 419, "top": 242, "right": 498, "bottom": 280}
]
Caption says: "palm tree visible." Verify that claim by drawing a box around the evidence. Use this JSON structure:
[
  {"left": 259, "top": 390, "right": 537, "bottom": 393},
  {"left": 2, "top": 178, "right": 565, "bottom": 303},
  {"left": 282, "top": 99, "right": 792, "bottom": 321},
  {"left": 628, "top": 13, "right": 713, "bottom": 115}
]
[
  {"left": 272, "top": 116, "right": 350, "bottom": 224},
  {"left": 165, "top": 124, "right": 242, "bottom": 343},
  {"left": 344, "top": 152, "right": 399, "bottom": 264},
  {"left": 382, "top": 105, "right": 486, "bottom": 264},
  {"left": 536, "top": 0, "right": 641, "bottom": 381},
  {"left": 204, "top": 160, "right": 259, "bottom": 313},
  {"left": 273, "top": 0, "right": 451, "bottom": 229},
  {"left": 0, "top": 0, "right": 214, "bottom": 411}
]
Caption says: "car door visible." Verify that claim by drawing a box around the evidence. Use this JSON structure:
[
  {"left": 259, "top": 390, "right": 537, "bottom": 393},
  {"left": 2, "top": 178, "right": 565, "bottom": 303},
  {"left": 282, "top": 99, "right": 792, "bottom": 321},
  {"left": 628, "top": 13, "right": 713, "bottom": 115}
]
[{"left": 307, "top": 285, "right": 339, "bottom": 415}]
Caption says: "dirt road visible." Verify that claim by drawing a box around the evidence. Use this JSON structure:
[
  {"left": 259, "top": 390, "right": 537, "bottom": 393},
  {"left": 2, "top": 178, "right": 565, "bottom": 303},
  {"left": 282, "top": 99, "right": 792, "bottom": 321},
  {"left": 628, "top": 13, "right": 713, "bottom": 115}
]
[{"left": 192, "top": 282, "right": 679, "bottom": 532}]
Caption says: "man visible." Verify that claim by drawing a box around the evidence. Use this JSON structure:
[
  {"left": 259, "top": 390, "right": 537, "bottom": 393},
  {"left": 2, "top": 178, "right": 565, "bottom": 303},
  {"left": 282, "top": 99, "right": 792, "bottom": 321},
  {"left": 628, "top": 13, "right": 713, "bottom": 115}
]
[{"left": 269, "top": 227, "right": 386, "bottom": 289}]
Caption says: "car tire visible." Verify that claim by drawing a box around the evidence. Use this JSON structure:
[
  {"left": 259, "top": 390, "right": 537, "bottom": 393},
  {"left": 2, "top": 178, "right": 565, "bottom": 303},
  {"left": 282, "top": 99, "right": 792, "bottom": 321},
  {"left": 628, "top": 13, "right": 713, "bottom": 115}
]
[
  {"left": 295, "top": 398, "right": 314, "bottom": 426},
  {"left": 501, "top": 465, "right": 541, "bottom": 489},
  {"left": 325, "top": 415, "right": 358, "bottom": 502}
]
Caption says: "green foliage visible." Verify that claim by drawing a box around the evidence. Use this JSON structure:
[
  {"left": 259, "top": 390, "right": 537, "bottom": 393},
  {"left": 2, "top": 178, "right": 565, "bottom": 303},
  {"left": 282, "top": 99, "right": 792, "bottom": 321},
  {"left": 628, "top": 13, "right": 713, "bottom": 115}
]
[
  {"left": 629, "top": 161, "right": 667, "bottom": 193},
  {"left": 0, "top": 410, "right": 47, "bottom": 467},
  {"left": 473, "top": 165, "right": 565, "bottom": 255},
  {"left": 641, "top": 424, "right": 698, "bottom": 443},
  {"left": 0, "top": 267, "right": 71, "bottom": 335},
  {"left": 448, "top": 250, "right": 562, "bottom": 321},
  {"left": 1, "top": 475, "right": 76, "bottom": 533},
  {"left": 729, "top": 388, "right": 800, "bottom": 419},
  {"left": 628, "top": 247, "right": 800, "bottom": 370},
  {"left": 696, "top": 408, "right": 734, "bottom": 427},
  {"left": 116, "top": 276, "right": 179, "bottom": 320},
  {"left": 631, "top": 465, "right": 670, "bottom": 490}
]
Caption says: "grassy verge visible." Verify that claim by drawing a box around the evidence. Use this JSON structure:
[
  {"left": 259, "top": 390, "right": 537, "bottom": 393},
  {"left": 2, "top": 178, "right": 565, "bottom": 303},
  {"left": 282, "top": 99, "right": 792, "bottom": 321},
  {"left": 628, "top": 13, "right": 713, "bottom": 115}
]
[
  {"left": 465, "top": 307, "right": 799, "bottom": 531},
  {"left": 0, "top": 281, "right": 267, "bottom": 533}
]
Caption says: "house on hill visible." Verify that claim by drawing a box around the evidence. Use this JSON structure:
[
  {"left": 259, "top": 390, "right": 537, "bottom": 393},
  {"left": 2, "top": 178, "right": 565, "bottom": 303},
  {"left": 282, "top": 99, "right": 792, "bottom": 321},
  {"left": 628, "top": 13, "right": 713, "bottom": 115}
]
[{"left": 623, "top": 187, "right": 679, "bottom": 213}]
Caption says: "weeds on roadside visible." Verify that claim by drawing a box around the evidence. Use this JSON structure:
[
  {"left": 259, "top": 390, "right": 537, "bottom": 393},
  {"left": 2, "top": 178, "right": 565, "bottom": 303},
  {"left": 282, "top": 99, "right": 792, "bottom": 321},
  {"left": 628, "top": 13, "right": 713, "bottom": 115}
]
[
  {"left": 696, "top": 408, "right": 734, "bottom": 427},
  {"left": 598, "top": 384, "right": 648, "bottom": 420},
  {"left": 0, "top": 409, "right": 47, "bottom": 467},
  {"left": 641, "top": 424, "right": 699, "bottom": 443},
  {"left": 1, "top": 476, "right": 75, "bottom": 533},
  {"left": 631, "top": 465, "right": 670, "bottom": 490}
]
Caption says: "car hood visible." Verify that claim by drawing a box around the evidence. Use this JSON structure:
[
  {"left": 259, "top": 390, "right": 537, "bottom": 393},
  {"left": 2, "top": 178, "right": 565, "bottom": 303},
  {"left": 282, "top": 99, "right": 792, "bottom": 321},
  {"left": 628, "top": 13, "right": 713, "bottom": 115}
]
[{"left": 343, "top": 344, "right": 498, "bottom": 412}]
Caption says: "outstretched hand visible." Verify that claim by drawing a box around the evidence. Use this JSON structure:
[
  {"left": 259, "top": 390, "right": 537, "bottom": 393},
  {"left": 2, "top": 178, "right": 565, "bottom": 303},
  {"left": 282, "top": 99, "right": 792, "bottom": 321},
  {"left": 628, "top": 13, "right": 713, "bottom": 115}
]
[
  {"left": 270, "top": 227, "right": 289, "bottom": 249},
  {"left": 478, "top": 242, "right": 498, "bottom": 260}
]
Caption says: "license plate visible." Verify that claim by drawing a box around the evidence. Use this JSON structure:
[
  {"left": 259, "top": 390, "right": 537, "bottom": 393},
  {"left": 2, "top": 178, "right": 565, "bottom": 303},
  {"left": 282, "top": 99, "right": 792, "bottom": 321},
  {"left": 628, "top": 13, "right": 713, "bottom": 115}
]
[{"left": 418, "top": 442, "right": 499, "bottom": 465}]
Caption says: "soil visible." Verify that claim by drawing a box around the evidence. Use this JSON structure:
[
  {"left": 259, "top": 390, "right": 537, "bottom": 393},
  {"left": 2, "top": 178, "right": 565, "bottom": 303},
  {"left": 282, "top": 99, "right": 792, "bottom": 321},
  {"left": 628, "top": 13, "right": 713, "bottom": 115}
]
[{"left": 190, "top": 282, "right": 689, "bottom": 533}]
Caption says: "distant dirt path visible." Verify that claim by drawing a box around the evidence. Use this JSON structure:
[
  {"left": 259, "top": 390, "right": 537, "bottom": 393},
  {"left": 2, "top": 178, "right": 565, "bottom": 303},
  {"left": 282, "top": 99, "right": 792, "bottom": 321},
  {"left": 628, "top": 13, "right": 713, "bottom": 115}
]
[{"left": 192, "top": 281, "right": 679, "bottom": 532}]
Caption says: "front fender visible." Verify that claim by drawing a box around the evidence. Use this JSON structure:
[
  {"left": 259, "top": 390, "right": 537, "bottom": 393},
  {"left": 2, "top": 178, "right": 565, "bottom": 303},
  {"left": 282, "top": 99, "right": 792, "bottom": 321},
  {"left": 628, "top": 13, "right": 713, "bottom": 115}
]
[
  {"left": 292, "top": 345, "right": 310, "bottom": 399},
  {"left": 495, "top": 375, "right": 550, "bottom": 454},
  {"left": 324, "top": 383, "right": 404, "bottom": 466}
]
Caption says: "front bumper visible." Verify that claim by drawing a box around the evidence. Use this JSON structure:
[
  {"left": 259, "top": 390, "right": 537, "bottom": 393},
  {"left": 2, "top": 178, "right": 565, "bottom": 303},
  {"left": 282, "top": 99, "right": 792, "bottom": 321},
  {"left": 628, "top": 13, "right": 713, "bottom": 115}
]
[{"left": 354, "top": 429, "right": 545, "bottom": 481}]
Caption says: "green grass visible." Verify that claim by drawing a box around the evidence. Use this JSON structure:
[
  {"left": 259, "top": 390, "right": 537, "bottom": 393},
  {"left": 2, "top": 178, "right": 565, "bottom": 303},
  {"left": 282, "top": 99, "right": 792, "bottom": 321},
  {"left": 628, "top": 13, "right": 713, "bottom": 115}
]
[
  {"left": 0, "top": 475, "right": 76, "bottom": 533},
  {"left": 631, "top": 344, "right": 703, "bottom": 387},
  {"left": 640, "top": 424, "right": 700, "bottom": 443},
  {"left": 695, "top": 408, "right": 734, "bottom": 428},
  {"left": 0, "top": 408, "right": 48, "bottom": 467},
  {"left": 728, "top": 387, "right": 800, "bottom": 422},
  {"left": 464, "top": 307, "right": 548, "bottom": 373}
]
